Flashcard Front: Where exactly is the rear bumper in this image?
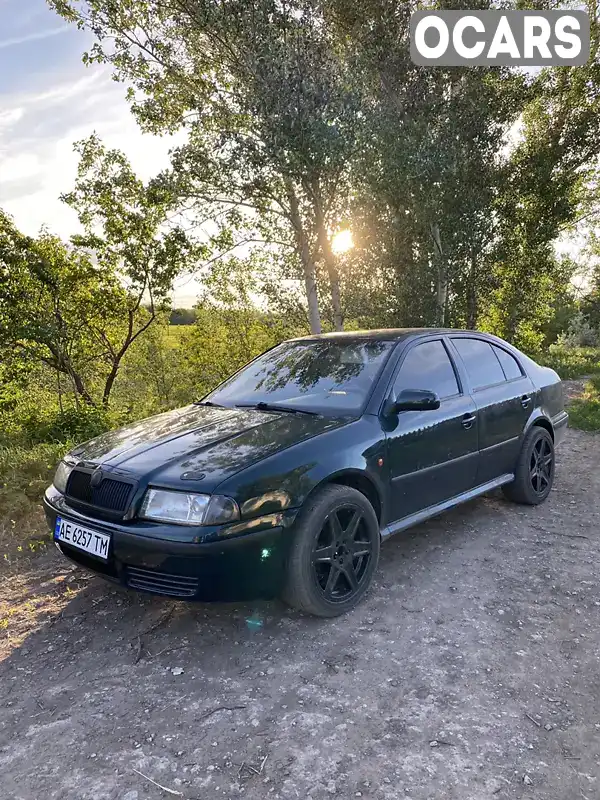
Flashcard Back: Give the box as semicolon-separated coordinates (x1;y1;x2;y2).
43;490;293;602
552;410;569;446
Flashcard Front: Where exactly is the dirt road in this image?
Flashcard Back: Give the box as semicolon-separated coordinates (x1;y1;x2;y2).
1;427;599;800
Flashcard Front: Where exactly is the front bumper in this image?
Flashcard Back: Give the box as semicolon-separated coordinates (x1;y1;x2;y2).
44;489;295;602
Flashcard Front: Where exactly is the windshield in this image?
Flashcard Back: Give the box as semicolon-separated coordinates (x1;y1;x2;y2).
205;339;395;414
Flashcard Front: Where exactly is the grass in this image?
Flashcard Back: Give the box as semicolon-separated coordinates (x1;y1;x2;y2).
535;347;600;432
568;374;600;432
538;345;600;379
165;324;191;348
0;440;71;565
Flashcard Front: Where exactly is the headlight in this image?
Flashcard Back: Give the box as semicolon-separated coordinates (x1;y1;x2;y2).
139;488;240;526
53;461;74;494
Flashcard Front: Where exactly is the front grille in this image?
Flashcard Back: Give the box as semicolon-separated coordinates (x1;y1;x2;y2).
126;566;199;599
66;469;133;515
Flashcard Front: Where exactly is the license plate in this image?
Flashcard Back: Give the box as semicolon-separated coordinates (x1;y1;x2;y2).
54;516;110;561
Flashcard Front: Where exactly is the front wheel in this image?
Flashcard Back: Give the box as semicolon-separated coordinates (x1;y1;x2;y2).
281;484;380;617
502;426;555;505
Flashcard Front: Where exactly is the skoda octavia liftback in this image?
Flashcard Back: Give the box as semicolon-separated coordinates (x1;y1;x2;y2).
44;329;567;617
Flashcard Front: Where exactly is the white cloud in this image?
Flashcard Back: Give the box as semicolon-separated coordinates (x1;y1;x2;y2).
0;107;24;129
0;60;198;302
0;67;183;238
0;152;40;182
0;25;69;50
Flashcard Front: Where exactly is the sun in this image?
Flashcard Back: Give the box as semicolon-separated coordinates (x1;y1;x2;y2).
331;229;354;254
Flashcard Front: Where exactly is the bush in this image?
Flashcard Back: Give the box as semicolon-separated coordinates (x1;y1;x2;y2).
557;312;600;348
17;405;115;445
0;439;71;559
538;345;600;379
568;375;600;432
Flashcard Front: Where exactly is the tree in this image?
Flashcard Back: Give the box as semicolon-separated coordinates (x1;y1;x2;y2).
0;135;196;409
324;0;527;330
62;134;196;404
482;13;600;351
49;0;600;346
170;308;196;325
0;210;131;406
51;0;363;333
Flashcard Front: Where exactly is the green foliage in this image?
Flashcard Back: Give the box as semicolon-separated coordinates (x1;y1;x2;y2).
63;134;196;310
63;135;198;405
0;439;71;553
0;135;198;412
112;317;198;415
186;257;306;394
568;375;600;432
0;209;132;406
557;313;599;349
538;346;600;380
16;406;115;445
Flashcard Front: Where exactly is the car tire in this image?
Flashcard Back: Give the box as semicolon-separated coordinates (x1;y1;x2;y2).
281;484;381;618
502;426;555;505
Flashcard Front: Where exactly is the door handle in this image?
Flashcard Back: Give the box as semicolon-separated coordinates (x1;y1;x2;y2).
462;413;476;429
521;395;531;409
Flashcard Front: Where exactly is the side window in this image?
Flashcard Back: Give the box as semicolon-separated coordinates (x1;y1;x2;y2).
452;338;505;390
394;340;459;400
493;345;523;381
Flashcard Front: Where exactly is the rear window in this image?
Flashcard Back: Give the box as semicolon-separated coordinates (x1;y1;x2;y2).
452;338;505;391
493;345;523;381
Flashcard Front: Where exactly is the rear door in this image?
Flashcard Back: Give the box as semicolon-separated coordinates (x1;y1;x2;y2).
448;336;534;484
384;338;479;523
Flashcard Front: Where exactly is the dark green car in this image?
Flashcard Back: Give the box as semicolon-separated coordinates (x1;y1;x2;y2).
44;328;567;617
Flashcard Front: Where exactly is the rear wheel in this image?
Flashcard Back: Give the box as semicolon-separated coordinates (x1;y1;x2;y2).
502;426;555;505
282;484;380;617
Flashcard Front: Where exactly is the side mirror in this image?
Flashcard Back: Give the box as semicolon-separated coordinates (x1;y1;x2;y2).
389;389;441;414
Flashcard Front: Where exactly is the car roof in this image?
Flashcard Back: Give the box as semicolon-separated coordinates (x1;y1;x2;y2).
290;327;477;343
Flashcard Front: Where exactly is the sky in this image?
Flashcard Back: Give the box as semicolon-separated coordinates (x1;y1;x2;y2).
0;0;198;305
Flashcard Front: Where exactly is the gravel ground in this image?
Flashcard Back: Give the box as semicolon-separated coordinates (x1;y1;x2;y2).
1;426;599;800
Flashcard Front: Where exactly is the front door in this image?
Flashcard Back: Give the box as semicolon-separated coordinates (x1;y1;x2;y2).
384;339;479;524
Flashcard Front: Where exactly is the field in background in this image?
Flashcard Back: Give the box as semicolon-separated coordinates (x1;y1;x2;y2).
164;323;190;346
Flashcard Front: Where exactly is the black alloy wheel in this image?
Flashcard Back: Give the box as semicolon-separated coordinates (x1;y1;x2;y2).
503;426;555;505
282;484;380;617
530;436;553;496
311;505;373;602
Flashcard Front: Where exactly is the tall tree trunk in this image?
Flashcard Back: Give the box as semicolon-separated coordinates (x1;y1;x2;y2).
69;369;96;407
303;260;321;336
466;247;478;329
312;191;344;331
285;180;322;334
317;227;344;331
430;223;446;326
50;345;95;407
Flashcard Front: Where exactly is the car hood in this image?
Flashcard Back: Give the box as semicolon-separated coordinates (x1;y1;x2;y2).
69;404;349;492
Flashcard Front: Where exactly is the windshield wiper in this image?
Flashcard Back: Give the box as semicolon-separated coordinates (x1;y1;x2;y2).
235;402;319;416
194;400;229;408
